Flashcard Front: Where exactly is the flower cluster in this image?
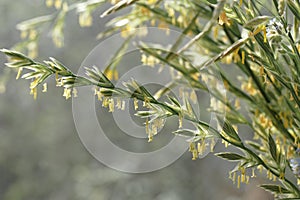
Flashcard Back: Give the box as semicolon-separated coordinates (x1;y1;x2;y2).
2;0;300;198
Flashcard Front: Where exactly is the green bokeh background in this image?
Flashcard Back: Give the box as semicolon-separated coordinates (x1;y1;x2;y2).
0;1;273;199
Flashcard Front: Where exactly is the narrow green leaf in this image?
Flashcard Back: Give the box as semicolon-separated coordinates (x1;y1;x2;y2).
183;96;198;120
21;71;42;79
215;152;245;161
168;96;181;108
153;82;174;100
246;141;267;152
203;38;248;67
244;16;271;29
138;84;156;101
173;129;196;137
268;134;278;163
4;61;28;68
287;0;300;20
101;0;138;17
135;110;156;118
49;57;70;72
1;49;34;63
218;117;242;145
260;184;290;194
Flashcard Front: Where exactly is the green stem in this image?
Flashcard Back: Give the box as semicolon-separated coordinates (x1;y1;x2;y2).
243;146;300;197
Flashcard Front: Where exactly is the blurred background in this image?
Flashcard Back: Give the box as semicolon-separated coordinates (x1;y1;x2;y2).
0;1;274;199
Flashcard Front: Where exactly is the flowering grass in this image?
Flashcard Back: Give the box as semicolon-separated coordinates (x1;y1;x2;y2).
1;0;300;198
